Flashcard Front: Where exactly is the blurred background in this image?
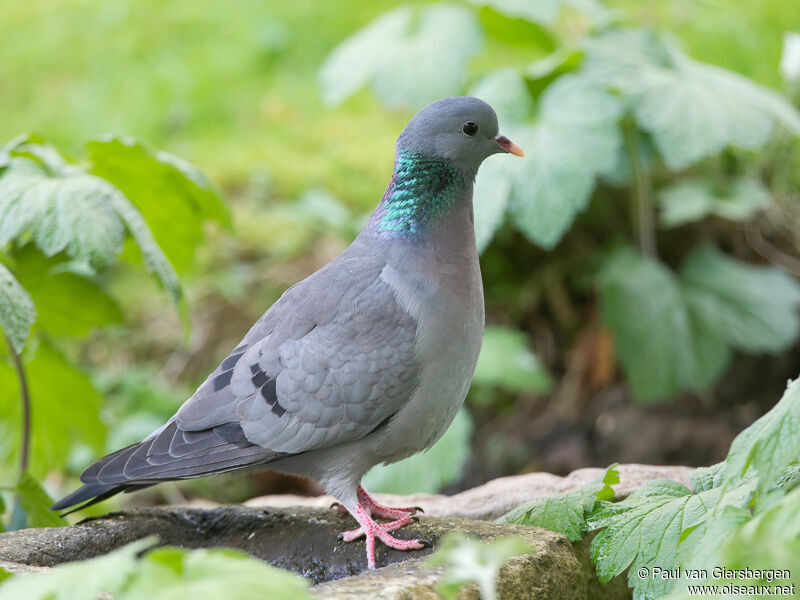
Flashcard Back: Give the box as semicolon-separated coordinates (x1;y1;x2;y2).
1;0;799;519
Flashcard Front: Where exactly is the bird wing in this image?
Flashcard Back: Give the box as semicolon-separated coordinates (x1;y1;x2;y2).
175;247;419;455
55;244;420;510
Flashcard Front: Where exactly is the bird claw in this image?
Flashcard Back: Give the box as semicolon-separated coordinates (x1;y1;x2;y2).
330;501;348;515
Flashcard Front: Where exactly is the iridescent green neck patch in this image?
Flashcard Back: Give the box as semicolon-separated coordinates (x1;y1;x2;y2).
377;151;463;239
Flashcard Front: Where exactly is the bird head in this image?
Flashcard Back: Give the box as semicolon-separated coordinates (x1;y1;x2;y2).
396;96;524;175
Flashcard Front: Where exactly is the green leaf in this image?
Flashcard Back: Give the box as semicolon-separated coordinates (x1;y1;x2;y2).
473;158;513;252
0;138;126;271
361;408;472;494
428;533;532;600
598;247;729;402
669;492;800;598
472;326;553;393
658;177;771;227
771;463;800;493
501;464;619;542
466;0;611;26
600;244;800;401
12;248;123;338
0;539;312;600
319;4;483;109
120;546;311;600
86;136;230;274
0;263;35;354
472;71;623;249
13;472;65;529
720;377;800;494
472;69;529;251
583;28;800;169
105;189;185;315
680;244;800;354
688;463;723;494
0;537;156;600
0;340;105;480
586;479;754;599
0;135;189;314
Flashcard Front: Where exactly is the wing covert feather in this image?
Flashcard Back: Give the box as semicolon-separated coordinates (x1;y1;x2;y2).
176;248;419;455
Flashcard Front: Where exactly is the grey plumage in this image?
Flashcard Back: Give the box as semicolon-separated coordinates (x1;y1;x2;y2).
53;97;523;567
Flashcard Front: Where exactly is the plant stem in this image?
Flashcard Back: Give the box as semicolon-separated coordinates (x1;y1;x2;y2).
624;121;657;258
5;335;31;480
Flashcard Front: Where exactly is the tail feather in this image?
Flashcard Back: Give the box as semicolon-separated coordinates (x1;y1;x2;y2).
52;420;280;513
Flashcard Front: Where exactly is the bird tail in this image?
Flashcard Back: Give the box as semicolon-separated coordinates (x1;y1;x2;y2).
52;420;278;515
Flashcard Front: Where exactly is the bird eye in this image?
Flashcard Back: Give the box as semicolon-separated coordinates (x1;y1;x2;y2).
462;121;479;136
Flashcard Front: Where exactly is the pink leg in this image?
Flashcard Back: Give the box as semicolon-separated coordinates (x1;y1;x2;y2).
343;503;429;569
357;485;424;519
338;514;418;542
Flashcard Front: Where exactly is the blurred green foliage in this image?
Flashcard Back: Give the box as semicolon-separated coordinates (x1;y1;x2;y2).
0;537;312;600
427;532;533;600
0;134;226;528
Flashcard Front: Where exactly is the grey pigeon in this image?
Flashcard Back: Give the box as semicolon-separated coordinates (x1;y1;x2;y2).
53;96;524;569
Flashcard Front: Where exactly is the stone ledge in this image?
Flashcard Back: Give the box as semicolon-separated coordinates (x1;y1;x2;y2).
244;463;693;521
0;507;629;599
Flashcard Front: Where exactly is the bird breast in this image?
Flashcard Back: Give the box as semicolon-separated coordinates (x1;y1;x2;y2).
372;217;485;463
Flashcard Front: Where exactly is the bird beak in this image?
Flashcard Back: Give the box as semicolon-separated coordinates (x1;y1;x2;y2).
494;135;525;157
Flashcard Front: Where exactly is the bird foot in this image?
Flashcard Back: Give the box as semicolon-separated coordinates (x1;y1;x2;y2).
344;503;430;569
337;514;418;542
357;485;424;520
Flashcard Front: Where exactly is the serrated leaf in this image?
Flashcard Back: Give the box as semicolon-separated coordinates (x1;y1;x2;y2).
472;326;553;393
501;465;618;541
0;263;35;354
0;340;105;480
586;479;754;599
12;472;65;529
428;533;532;600
13;248;122;338
86;136;230;274
362;408;472;494
720;377;800;494
598;247;730;402
602;244;800;401
472;71;623;249
0;537;156;600
0;136;189;315
466;0;610;26
503;489;593;541
658;177;772;227
583;28;800;169
680;244;800;353
688;463;723;494
771;463;800;493
0;140;126;271
669;491;800;599
319;4;482;109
